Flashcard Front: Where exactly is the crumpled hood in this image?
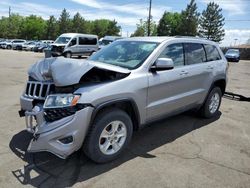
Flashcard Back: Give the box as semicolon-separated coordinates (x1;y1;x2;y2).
28;57;130;86
51;43;66;47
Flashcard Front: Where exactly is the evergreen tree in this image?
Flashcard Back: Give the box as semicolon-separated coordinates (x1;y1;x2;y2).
7;14;24;39
46;15;58;40
131;19;157;37
157;12;181;36
106;20;121;36
199;2;225;42
177;0;199;36
58;9;71;34
72;12;86;33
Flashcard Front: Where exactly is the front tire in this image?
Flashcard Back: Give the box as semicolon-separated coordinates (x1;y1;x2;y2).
64;52;72;58
83;108;133;163
199;87;222;118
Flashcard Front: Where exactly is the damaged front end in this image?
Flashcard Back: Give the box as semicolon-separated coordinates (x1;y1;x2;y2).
19;57;130;158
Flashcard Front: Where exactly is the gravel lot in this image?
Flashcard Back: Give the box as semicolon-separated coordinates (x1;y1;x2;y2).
0;50;250;188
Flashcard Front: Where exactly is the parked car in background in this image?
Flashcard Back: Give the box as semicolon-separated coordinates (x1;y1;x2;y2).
12;39;26;50
0;39;8;48
1;40;13;49
19;37;228;163
225;49;240;62
22;41;37;51
99;36;123;49
51;33;99;58
42;40;54;44
38;43;51;52
33;42;43;52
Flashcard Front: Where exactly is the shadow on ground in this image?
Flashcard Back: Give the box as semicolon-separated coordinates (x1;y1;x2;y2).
9;112;221;187
223;92;250;102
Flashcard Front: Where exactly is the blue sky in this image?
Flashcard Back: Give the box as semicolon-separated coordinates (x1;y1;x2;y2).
1;0;250;46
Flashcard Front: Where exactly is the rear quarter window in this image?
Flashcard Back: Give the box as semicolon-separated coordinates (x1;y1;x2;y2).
79;37;97;45
204;44;221;61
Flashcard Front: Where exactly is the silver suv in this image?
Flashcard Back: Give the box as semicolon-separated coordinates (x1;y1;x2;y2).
19;37;228;163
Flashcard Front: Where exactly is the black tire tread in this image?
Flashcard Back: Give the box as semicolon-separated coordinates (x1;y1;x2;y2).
83;108;133;163
200;87;222;118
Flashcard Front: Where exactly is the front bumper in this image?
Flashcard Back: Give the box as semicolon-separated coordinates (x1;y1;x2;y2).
51;52;62;57
225;56;240;62
20;95;94;159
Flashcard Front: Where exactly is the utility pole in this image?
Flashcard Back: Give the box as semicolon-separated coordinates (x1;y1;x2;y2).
234;38;238;46
8;6;11;39
147;0;152;36
9;6;11;18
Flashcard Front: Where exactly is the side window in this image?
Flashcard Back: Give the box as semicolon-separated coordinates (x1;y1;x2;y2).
159;43;184;67
69;38;77;46
204;44;221;61
79;37;86;45
184;43;206;65
79;37;97;45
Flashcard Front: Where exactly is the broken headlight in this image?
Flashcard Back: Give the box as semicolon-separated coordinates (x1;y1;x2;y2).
44;94;80;109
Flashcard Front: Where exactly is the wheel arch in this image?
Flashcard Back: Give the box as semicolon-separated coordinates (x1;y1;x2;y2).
90;98;141;131
213;79;226;95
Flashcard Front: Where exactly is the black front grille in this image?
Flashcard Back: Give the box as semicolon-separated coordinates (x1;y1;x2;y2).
44;104;88;122
51;45;64;53
25;81;54;99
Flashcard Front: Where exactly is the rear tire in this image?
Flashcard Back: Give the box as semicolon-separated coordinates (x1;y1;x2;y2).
83;108;133;163
199;87;222;118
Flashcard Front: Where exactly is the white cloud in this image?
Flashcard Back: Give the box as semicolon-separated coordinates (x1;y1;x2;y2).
0;1;60;19
200;0;247;16
71;0;171;19
221;29;250;47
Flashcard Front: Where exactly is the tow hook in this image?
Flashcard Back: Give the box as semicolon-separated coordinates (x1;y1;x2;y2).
33;134;40;141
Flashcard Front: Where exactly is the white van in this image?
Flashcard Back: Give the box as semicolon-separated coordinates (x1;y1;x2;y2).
99;36;123;49
51;33;99;58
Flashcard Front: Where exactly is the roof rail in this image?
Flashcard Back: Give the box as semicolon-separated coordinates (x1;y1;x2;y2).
174;36;208;40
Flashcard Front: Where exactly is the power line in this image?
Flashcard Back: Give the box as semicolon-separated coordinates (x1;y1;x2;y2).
225;20;250;22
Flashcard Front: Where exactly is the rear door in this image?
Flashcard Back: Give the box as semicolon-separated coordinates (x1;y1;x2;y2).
203;44;225;88
181;42;213;105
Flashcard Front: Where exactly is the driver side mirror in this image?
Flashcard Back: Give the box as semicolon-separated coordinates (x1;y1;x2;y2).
151;58;174;72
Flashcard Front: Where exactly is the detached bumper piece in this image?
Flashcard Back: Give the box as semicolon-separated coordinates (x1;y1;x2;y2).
25;105;44;133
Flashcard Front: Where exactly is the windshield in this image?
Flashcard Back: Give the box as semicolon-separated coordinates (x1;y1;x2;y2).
55;37;71;44
89;40;159;69
226;49;239;54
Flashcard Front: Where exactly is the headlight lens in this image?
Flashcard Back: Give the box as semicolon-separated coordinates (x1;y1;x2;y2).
44;94;80;108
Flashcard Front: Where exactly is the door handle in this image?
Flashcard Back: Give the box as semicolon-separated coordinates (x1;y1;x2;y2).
207;65;214;70
180;70;189;75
